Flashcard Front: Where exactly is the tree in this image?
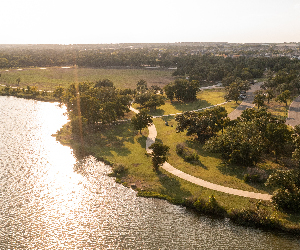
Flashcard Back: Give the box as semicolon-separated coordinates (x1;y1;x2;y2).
148;142;170;171
144;94;165;110
136;79;148;93
131;109;153;134
204;121;264;166
275;90;291;106
266;169;300;213
225;81;243;103
164;79;200;102
134;92;165;110
16;77;21;85
175;106;228;142
265;88;274;104
253;90;266;109
264;122;292;161
53;85;65;101
291;77;300;93
95;79;114;88
292;125;300;166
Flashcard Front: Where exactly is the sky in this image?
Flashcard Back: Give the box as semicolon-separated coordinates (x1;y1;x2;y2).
1;0;300;44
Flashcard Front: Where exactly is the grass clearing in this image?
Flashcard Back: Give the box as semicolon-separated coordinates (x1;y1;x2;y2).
265;100;291;118
133;88;238;117
0;67;175;90
153;117;274;194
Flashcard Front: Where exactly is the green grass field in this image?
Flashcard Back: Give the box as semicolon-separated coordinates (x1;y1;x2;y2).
0;67;175;90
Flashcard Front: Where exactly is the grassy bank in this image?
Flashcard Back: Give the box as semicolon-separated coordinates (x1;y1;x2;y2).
54;88;300;234
55;117;300;234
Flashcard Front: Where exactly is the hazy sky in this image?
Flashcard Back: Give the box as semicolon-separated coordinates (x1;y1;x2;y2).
1;0;300;44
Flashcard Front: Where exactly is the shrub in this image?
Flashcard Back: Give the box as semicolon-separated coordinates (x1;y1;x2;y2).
228;205;281;229
243;167;269;183
266;169;300;213
176;143;199;163
193;195;227;217
112;163;127;175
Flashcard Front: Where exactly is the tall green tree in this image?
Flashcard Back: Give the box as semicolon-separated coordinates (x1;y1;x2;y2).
275;90;291;106
253;90;266;109
225;80;250;103
64;82;131;125
175;106;228;142
131;109;153;134
148;142;170;171
266;169;300;213
136;79;148;93
205;121;264;166
164;79;200;102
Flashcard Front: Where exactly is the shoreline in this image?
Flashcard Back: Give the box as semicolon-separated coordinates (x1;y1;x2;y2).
54;120;300;236
1;92;299;235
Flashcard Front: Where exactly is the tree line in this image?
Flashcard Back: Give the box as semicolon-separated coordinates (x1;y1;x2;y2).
175;106;300;213
1;46;300;86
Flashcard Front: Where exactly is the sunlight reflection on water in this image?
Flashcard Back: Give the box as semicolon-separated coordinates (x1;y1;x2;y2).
0;96;299;249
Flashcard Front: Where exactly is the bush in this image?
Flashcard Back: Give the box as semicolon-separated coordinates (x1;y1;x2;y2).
271;188;300;213
112;163;127;175
228;205;281;229
243;167;269;183
193;195;227;217
266;169;300;213
176;143;199;163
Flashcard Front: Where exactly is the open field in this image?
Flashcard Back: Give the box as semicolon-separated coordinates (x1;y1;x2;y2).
0;67;175;90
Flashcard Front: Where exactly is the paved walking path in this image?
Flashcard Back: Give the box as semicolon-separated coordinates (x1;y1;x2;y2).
129;103;272;201
161;162;271;200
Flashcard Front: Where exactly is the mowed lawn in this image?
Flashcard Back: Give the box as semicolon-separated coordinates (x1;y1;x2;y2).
0;67;175;90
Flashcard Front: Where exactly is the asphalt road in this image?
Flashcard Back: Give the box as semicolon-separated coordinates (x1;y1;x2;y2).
286;95;300;127
228;82;263;120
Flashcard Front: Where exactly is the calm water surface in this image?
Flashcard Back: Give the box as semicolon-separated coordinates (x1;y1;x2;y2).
0;96;299;249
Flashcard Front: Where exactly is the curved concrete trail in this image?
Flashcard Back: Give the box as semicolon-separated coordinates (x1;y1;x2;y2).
162;162;271;200
130;105;272;201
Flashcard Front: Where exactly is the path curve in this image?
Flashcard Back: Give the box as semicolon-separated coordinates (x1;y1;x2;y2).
161;162;271;200
129;105;272;201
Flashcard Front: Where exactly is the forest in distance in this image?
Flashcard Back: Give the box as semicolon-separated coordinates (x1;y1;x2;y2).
1;43;300;234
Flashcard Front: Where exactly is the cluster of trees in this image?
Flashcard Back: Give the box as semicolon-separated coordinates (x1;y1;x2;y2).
224;79;251;103
62;81;132;133
133;79;165;110
175;106;229;142
164;79;200;102
253;68;300;108
205;108;291;165
0;84;56;101
175;106;300;212
173;55;300;84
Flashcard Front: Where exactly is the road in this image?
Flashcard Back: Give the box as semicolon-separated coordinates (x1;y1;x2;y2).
228;82;262;120
286;96;300;127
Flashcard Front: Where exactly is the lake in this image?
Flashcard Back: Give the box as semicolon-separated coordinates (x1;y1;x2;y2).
0;96;299;249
